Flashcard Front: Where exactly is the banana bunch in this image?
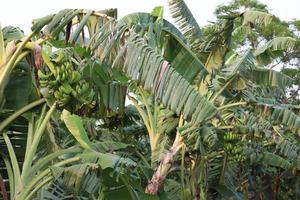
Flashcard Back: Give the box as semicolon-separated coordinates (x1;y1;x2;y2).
224;132;240;142
72;80;95;110
38;70;57;89
38;60;95;113
223;132;246;162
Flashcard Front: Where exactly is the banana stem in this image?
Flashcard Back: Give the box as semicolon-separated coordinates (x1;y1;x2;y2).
145;135;184;195
0;98;46;132
145;115;185;195
218;102;247;110
0;32;36;96
16;157;80;200
210;76;235;103
219;125;234;130
21;103;57;183
24;176;53;200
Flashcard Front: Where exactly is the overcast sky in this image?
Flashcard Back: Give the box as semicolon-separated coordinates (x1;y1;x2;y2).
0;0;299;33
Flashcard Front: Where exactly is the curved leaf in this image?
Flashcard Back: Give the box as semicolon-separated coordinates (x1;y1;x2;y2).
271;107;300;131
113;35;217;124
255;37;296;55
168;0;203;53
245;69;293;92
250;152;291;169
120;12;207;83
255;37;296;65
62;109;92;149
242;10;273;26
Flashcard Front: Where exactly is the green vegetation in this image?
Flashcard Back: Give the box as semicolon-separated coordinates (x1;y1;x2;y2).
0;0;299;199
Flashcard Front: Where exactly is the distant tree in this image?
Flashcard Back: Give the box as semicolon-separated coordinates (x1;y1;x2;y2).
213;0;300;104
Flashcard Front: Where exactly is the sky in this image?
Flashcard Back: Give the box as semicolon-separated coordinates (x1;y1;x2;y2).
0;0;300;33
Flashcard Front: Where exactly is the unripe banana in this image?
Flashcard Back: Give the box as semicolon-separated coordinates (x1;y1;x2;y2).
38;70;52;79
65;62;72;70
80;83;89;94
73;72;81;83
39;79;49;86
38;54;96;114
75;84;82;95
61;64;66;72
56;72;62;82
53;68;59;78
54;90;63;100
61;71;65;81
58;86;70;95
47;80;57;88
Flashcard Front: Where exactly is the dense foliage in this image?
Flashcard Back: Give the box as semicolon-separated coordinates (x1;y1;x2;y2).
0;0;299;199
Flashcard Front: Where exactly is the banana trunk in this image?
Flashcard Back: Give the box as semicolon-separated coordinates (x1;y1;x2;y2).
145;136;184;195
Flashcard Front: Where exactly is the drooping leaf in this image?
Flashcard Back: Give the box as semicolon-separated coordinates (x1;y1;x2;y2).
49;164;100;195
50;10;81;37
1;26;24;45
62;109;93;149
271;107;300;131
276;137;299;160
242;10;273;26
78;151;136;169
70;10;93;43
214;184;243;200
254;37;296;65
168;0;203;53
222;50;256;77
44;9;73;36
202;19;234;74
245;68;293;92
4;68;33;109
92;141;131;152
31;14;55;32
250;152;291;169
119;12;208;83
113;35;217;124
255;37;296;56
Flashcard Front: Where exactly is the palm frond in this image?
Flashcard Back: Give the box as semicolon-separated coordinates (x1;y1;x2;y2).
271;107;300;132
203;19;235;74
255;37;296;55
86;16;217;124
255;37;296;65
114;35;217;124
250;152;291;169
222;50;256;77
214;51;293;92
119;12;208;83
242;10;273;27
244;69;293;92
276;137;299;160
168;0;203;53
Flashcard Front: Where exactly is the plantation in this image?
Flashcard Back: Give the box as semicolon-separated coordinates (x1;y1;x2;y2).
0;0;299;199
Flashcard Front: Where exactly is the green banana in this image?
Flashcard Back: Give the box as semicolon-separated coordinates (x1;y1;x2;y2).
38;52;96;113
38;70;52;79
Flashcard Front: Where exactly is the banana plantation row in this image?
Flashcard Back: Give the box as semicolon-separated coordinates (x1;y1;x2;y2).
0;0;299;199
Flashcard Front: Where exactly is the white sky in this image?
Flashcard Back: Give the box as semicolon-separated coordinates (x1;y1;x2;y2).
0;0;299;33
